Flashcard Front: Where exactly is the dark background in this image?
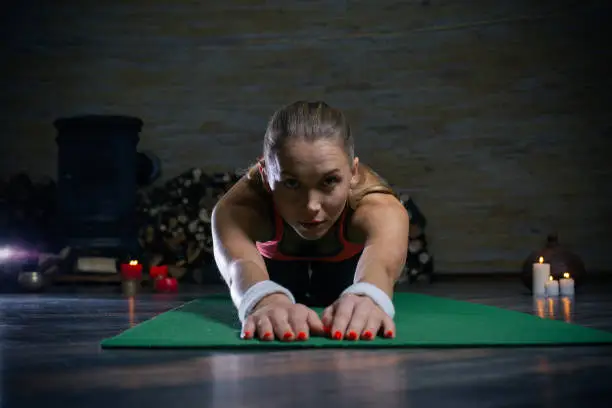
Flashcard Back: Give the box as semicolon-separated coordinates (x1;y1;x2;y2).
1;0;610;273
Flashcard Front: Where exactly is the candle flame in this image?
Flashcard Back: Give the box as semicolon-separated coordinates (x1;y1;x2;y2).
538;256;544;264
129;260;138;265
548;275;553;281
563;272;570;279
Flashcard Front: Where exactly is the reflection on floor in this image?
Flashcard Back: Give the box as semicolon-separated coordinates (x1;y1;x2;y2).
2;275;612;408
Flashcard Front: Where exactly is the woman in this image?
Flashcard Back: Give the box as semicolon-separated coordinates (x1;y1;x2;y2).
211;101;409;342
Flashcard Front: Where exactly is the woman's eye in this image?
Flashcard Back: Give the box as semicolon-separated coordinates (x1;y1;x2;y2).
323;176;340;187
282;179;300;189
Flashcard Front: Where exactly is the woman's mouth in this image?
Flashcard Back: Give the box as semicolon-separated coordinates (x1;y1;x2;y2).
299;220;325;229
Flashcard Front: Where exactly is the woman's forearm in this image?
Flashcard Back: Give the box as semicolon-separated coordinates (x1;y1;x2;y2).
224;259;270;307
220;257;295;322
211;203;274;309
350;196;410;300
354;250;400;298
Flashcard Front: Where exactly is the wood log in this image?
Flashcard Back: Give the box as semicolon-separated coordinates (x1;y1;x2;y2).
133;168;240;277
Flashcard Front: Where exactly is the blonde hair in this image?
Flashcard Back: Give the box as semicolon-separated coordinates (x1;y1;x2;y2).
263;101;355;164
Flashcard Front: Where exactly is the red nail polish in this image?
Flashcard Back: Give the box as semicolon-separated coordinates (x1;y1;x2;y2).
243;331;251;338
323;325;331;333
264;332;273;339
385;330;394;338
333;331;343;340
283;331;294;340
297;331;307;340
348;331;358;340
363;331;373;340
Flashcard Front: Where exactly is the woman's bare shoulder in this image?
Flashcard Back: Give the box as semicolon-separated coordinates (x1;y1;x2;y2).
346;191;408;243
348;163;397;209
345;163;403;242
219;166;269;207
215;166;274;241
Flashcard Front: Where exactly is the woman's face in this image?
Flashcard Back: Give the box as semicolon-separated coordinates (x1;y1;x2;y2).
265;138;358;240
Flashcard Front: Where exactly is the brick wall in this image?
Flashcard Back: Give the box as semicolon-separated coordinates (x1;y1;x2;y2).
1;0;611;272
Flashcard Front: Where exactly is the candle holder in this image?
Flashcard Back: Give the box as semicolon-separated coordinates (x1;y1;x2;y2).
521;233;586;292
121;279;140;297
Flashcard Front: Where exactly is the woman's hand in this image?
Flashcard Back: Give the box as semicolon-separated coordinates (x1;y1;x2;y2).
241;293;326;341
321;293;395;340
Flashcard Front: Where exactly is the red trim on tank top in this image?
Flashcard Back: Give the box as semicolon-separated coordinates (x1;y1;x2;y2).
255;206;364;262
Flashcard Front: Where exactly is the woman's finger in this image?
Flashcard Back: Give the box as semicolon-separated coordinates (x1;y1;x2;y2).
269;307;295;341
344;298;372;340
321;304;336;336
288;305;311;341
241;316;256;340
361;312;383;340
306;308;326;337
330;295;357;340
379;313;396;339
255;316;275;341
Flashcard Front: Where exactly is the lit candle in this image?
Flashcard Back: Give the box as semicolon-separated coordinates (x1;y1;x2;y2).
559;272;575;296
120;259;143;280
150;265;169;280
545;275;559;297
532;256;550;296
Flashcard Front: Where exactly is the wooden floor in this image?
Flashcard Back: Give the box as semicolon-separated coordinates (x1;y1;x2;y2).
2;275;612;408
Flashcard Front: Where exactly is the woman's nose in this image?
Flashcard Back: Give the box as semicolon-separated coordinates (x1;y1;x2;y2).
305;190;322;214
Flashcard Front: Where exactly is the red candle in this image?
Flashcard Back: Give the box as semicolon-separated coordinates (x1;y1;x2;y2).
154;277;178;292
149;265;169;280
120;260;143;280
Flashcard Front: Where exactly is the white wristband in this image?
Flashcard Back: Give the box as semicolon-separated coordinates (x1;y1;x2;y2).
341;282;395;319
237;280;296;323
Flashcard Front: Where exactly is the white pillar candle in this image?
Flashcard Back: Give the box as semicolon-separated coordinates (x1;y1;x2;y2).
545;276;560;297
559;272;575;296
532;256;551;296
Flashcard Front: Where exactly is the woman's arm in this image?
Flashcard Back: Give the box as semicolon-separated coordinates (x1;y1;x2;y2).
211;202;270;304
321;193;409;339
211;178;294;321
211;180;325;338
351;193;410;298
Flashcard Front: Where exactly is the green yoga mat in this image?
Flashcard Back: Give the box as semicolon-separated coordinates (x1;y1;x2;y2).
100;293;612;350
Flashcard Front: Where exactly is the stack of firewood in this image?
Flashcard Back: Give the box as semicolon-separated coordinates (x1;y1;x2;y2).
135;168;243;278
